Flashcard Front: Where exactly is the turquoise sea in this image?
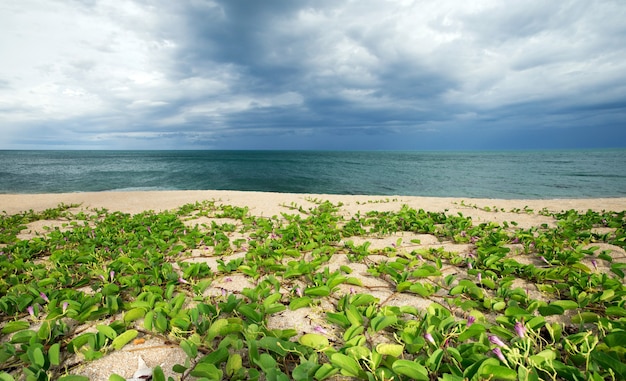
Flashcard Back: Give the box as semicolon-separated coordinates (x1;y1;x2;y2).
1;150;625;198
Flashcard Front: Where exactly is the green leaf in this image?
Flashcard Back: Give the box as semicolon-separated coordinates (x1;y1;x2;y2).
305;285;331;297
96;324;118;340
376;343;404;357
606;306;626;317
571;312;598;324
30;346;45;367
604;331;626;348
330;353;362;377
180;339;197;359
49;343;61;366
591;351;626;379
1;321;30;334
299;333;330;350
152;365;166;381
370;315;397;332
0;372;15;381
108;375;126;381
314;363;338;381
225;353;243;377
124;307;146;323
391;359;429;381
538;304;564;316
111;329;138;350
289;297;312;310
190;362;223;380
480;364;517;380
550;300;578;310
426;348;444;371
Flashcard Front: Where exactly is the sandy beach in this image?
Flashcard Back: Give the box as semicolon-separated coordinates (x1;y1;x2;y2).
3;190;626;218
2;191;626;380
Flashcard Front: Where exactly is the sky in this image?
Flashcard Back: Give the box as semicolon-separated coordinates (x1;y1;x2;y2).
1;0;625;150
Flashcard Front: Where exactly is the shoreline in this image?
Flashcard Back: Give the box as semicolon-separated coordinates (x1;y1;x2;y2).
2;190;626;217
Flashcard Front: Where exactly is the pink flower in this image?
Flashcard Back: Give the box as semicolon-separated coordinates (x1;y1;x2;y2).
109;271;115;281
488;335;506;348
477;272;482;284
295;287;303;298
314;326;328;334
467;261;473;270
178;277;189;284
492;347;506;363
514;321;526;339
27;305;35;317
424;332;436;345
40;292;49;303
467;315;476;327
62;302;69;314
540;256;550;266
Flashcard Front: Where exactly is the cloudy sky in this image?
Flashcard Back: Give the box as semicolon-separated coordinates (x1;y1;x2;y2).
1;0;625;150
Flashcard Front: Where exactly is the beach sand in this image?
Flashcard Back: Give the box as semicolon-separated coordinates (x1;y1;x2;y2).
2;191;626;380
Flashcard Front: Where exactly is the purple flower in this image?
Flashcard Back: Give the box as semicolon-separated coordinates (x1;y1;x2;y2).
540;256;550;266
27;305;35;317
460;231;467;237
62;302;69;314
514;321;526;339
109;270;115;281
424;332;436;345
477;272;482;284
349;287;356;295
40;292;49;303
510;237;519;244
178;277;189;284
147;226;151;234
467;261;473;270
467;315;476;327
314;326;328;334
417;254;424;261
488;335;506;348
295;287;303;298
492;347;506;363
470;236;479;243
591;259;598;271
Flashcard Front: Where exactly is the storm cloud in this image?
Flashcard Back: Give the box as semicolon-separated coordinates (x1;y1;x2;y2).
1;0;625;149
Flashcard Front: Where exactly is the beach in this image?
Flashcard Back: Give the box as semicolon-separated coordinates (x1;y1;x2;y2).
4;190;626;217
2;191;626;380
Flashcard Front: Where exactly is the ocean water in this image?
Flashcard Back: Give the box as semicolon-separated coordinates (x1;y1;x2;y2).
1;150;625;198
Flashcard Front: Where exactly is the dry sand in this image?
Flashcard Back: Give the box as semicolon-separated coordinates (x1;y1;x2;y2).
2;191;626;380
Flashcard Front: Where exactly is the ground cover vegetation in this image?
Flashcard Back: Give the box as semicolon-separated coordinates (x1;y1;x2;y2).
0;199;625;381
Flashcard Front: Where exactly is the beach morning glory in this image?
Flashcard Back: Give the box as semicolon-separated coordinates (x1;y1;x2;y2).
488;334;507;348
424;332;436;345
514;321;526;339
493;347;507;363
467;315;476;327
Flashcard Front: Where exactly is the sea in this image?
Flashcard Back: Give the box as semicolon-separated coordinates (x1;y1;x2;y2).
1;150;625;199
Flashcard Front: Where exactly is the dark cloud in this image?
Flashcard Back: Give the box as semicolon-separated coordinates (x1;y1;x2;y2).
1;0;625;149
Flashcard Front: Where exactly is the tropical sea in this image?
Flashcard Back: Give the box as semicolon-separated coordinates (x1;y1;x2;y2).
1;150;625;199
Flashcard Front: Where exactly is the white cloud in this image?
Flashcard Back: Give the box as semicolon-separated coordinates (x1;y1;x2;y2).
1;0;625;149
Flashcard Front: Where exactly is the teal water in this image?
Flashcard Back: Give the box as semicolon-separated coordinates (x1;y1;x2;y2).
1;150;625;198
